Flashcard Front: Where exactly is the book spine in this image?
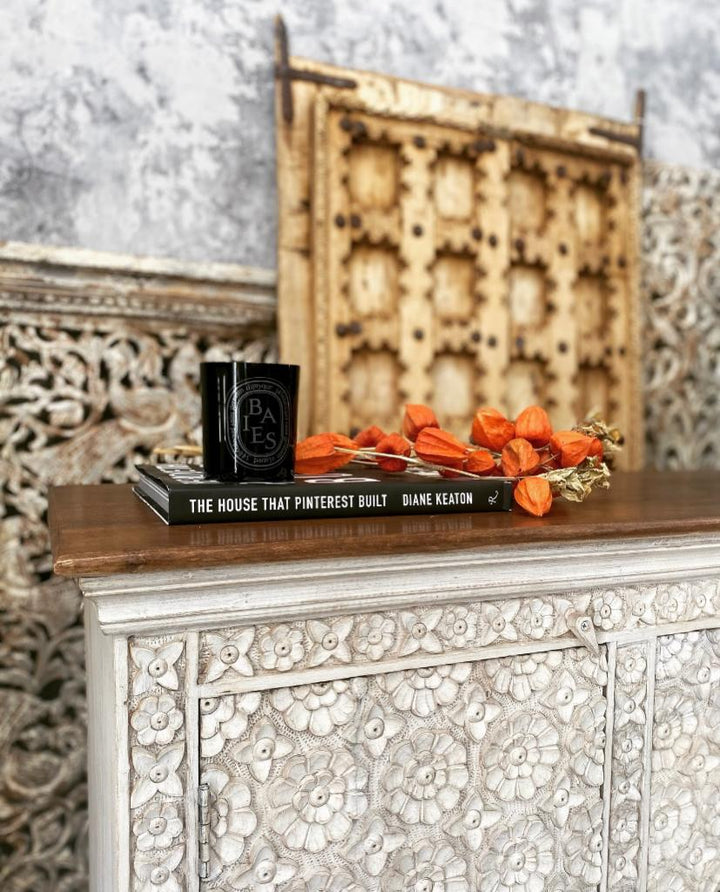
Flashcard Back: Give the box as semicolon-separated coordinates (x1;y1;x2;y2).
164;479;512;524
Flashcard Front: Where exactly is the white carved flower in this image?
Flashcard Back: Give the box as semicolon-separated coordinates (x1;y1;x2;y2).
347;816;405;876
131;742;184;808
269;748;367;852
652;689;698;770
378;664;471;717
131;641;183;695
702;785;720;836
614;724;644;770
610;800;639;847
439;605;478;647
230;838;296;891
484;817;554;892
690;580;716;616
617;649;647;685
568;700;606;786
258;624;305;672
656;583;689;622
447;682;501;742
131;694;183;746
271;679;360;736
485;713;559;801
398;609;443;656
486;650;562;702
384;730;468;825
656;631;699;680
477;600;520;645
133;802;183;851
448;792;501;851
682;649;720;697
385;841;469;892
232;719;294;782
203;628;254;683
678;830;717;876
614;687;645;729
352;614;396;661
539;771;585;829
203;767;256;876
200;693;261;758
568;647;608;686
679;738;720;788
307;616;354;667
288;866;364;892
540;668;592;722
564;799;604;885
628;590;656;626
517;598;554;639
133;845;183;892
591;589;624;630
341;697;404;757
649;783;697;862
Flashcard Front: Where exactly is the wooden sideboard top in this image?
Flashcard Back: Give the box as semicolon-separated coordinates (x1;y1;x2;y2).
49;471;720;578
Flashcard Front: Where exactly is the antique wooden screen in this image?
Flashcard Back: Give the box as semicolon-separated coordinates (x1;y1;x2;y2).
276;43;644;468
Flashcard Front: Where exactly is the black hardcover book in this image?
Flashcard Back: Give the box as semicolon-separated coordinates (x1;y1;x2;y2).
133;463;513;525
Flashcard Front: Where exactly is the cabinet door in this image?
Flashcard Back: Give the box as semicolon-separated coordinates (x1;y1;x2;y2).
199;645;608;890
648;629;720;891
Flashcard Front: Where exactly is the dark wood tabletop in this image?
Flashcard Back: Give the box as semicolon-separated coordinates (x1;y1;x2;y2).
49;471;720;578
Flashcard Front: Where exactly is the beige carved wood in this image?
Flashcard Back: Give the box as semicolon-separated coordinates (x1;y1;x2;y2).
276;55;644;468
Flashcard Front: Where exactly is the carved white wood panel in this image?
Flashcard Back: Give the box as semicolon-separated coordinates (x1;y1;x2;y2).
198;646;608;890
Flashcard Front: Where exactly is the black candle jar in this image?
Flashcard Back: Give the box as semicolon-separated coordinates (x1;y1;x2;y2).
200;362;300;482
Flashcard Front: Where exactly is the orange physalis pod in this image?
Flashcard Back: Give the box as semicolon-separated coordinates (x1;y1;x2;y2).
415;428;469;469
501;438;541;477
375;433;412;472
402;404;439;441
295;433;356;475
354;425;386;448
514;405;553;447
588;437;603;461
471;407;515;451
465;449;497;475
514;476;553;516
550;430;594;468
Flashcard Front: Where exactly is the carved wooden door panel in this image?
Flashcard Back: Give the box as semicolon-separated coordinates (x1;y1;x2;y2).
198;645;608;890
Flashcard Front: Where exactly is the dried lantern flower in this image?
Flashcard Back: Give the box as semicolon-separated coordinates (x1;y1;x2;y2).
354;425;386;448
471;407;515;451
402;404;439;441
295;433;356;475
375;433;412;472
465;449;498;475
550;430;594;468
514;476;553;516
415;428;469;469
514;405;553;447
501;438;541;477
588;437;604;461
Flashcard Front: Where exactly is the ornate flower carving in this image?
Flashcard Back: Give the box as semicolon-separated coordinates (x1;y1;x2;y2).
347;816;405;876
541;668;591;722
568;647;608;686
384;729;468;825
485;714;559;801
448;791;502;851
133;802;183;851
131;742;184;808
486;651;562;702
379;664;471;717
203;628;254;683
268;748;367;852
614;687;645;729
271;679;360;736
616;648;647;685
484;817;554;892
200;693;261;758
230;838;296;891
398;609;443;656
610;800;639;847
652;689;698;770
232;719;294;782
539;772;585;829
477;600;520;645
386;841;468;892
341;697;404;757
131;641;183;695
591;589;624;630
568;700;606;786
351;614;396;661
447;681;501;742
439;605;478;647
202;767;256;876
564;799;604;885
656;632;699;681
307;616;354;667
258;624;305;672
288;866;364;892
649;783;697;862
656;583;689;622
517;598;555;639
133;845;184;892
131;694;183;747
614;724;644;770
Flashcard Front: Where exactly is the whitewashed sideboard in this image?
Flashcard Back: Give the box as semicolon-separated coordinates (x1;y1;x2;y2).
49;473;720;892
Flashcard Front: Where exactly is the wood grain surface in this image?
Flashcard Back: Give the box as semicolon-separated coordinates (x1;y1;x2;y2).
49;472;720;578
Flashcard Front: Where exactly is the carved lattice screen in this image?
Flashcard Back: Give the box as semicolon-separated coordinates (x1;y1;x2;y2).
276;55;644;468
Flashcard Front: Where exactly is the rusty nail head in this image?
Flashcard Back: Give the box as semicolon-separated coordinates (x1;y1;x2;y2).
514;238;525;253
471;331;481;343
412;224;423;236
488;234;498;247
350;214;362;228
335;323;348;336
559;243;568;255
618;256;627;268
471;227;483;241
413;135;426;148
335;214;346;228
487;335;497;347
558;341;568;353
413;328;424;340
340;117;353;132
556;164;567;178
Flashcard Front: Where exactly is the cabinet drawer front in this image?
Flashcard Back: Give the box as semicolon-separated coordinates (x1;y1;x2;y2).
199;646;608;889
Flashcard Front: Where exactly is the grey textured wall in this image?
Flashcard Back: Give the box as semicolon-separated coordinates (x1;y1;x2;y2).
2;0;719;269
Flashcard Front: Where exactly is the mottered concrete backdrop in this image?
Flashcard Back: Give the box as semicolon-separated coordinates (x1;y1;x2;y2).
2;0;719;269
